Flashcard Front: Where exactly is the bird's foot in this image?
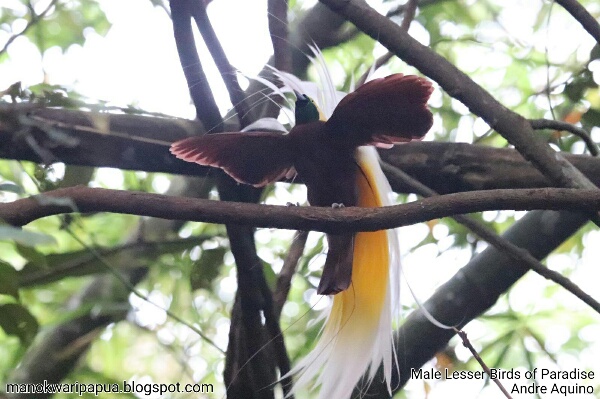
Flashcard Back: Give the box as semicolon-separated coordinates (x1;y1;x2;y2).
331;203;345;208
286;202;300;207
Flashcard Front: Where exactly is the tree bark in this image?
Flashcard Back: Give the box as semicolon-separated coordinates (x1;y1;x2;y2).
3;105;600;194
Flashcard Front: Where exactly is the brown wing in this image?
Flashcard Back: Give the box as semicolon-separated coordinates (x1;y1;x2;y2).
170;132;294;187
326;74;434;148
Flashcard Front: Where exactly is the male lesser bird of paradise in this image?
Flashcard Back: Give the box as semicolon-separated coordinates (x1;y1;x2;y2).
170;73;434;398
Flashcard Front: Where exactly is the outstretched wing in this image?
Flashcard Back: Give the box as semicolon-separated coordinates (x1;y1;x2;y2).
326;74;434;148
170;132;294;187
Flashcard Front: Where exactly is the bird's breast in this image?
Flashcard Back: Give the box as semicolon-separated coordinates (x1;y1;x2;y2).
288;125;358;207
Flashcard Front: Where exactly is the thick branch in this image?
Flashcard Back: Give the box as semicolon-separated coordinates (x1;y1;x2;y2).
379;142;600;193
5;107;600;193
179;4;287;394
319;0;597;193
2;186;599;232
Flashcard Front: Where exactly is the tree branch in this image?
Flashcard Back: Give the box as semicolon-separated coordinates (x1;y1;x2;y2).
357;0;418;86
274;231;308;317
386;0;450;18
381;162;600;315
379;142;600;194
170;0;222;130
364;209;591;397
17;236;213;287
2;185;600;232
191;1;251;127
5;175;212;399
6;107;600;194
268;0;291;72
319;0;598;194
530;118;599;156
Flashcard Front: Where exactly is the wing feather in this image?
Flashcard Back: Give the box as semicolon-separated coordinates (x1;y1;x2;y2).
326;74;434;147
170;132;293;187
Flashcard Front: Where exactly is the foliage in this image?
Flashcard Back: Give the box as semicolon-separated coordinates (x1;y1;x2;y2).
1;0;600;398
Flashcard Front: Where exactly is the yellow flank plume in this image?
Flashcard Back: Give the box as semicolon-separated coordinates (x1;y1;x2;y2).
289;147;399;399
282;47;400;399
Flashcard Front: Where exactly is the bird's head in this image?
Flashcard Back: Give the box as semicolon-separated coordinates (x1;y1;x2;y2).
294;91;324;125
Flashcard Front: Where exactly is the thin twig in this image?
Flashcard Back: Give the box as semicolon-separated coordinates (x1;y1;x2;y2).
274;231;309;318
381;161;600;315
399;0;419;31
18;235;215;287
386;0;450;18
66;229;225;354
259;276;294;397
555;0;600;45
357;0;418;86
453;328;514;399
336;0;450;50
530;118;599;156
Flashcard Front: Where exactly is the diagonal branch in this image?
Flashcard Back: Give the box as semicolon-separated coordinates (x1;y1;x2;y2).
190;1;251;127
268;0;291;72
274;231;308;317
381;161;600;314
170;0;222;130
319;0;598;194
362;208;592;397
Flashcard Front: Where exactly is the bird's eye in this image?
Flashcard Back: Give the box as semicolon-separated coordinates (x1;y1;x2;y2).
296;94;310;107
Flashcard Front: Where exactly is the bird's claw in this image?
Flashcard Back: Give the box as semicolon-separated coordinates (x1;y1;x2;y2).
331;203;345;208
286;202;300;207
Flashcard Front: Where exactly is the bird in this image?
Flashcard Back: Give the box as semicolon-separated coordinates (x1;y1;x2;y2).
171;74;433;294
170;73;434;398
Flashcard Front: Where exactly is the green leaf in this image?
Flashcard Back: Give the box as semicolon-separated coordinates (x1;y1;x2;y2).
582;107;600;128
262;259;277;289
190;247;226;291
16;243;48;269
564;70;596;103
0;303;39;346
0;226;56;247
18;236;215;287
0;260;19;299
24;0;111;52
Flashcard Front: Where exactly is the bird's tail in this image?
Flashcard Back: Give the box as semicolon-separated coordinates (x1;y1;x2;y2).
289;146;400;398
